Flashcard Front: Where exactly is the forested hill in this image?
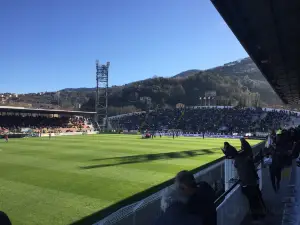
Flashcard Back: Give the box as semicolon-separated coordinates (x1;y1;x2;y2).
80;57;282;115
5;57;282;115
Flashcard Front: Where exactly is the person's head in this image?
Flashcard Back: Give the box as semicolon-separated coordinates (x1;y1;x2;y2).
174;170;197;197
240;137;245;143
160;186;187;212
290;128;295;136
223;142;238;158
224;141;231;149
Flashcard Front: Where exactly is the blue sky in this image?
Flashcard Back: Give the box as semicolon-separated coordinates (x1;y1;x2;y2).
0;0;248;93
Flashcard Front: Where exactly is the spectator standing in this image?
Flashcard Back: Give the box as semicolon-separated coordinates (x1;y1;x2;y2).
291;129;300;159
269;146;283;192
223;142;267;221
270;130;291;192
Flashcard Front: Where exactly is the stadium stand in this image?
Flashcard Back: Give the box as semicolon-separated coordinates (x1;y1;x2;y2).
0;115;94;133
0;106;96;134
109;107;298;134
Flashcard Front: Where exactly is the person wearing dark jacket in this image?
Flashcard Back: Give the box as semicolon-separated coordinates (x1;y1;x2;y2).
222;142;237;159
174;170;216;225
223;142;267;221
269;146;283;192
155;186;203;225
272;132;288;189
293;140;300;158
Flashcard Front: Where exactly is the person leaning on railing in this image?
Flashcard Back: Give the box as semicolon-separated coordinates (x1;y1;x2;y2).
222;142;267;222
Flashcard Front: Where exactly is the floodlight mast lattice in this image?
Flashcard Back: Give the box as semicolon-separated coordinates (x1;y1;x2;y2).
95;60;109;130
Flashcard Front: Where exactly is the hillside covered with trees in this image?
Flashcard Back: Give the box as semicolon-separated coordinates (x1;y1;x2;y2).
81;57;282;115
2;57;283;115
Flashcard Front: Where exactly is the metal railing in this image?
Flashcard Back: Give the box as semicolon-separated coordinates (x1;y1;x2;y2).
93;160;225;225
71;142;265;225
215;146;264;206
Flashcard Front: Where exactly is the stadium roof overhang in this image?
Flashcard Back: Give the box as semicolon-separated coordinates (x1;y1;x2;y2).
0;106;96;116
211;0;300;105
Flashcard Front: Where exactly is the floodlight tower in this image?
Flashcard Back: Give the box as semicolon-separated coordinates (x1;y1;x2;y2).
95;60;110;130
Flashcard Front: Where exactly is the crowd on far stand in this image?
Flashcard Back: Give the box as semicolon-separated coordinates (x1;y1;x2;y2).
110;107;296;134
0;115;92;134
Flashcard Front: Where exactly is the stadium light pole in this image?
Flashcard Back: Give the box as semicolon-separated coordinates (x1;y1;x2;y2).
95;60;109;131
56;91;60;108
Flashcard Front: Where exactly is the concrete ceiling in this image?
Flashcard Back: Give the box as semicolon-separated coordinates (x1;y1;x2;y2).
211;0;300;104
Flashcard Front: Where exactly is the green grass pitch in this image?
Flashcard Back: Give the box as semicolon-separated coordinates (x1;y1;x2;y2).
0;135;261;225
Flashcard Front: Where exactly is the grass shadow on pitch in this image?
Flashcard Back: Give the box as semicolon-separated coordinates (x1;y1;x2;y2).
80;148;218;169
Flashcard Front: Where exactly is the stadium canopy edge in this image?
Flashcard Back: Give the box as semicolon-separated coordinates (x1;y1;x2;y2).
211;0;300;105
0;106;96;115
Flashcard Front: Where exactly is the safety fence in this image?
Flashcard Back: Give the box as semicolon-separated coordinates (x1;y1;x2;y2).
70;142;266;225
93;160;224;225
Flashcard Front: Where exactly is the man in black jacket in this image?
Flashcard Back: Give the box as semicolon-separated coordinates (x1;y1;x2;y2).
175;170;217;225
269;146;283;192
155;187;203;225
223;142;267;221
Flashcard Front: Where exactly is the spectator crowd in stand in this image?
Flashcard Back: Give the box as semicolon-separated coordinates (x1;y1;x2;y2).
0;115;93;134
0;107;297;135
110;107;296;134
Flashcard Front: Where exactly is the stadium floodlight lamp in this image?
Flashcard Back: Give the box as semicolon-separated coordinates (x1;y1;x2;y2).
199;97;202;100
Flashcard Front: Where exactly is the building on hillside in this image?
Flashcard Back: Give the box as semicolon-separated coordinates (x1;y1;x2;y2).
0;95;6;104
199;90;217;106
140;96;151;103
